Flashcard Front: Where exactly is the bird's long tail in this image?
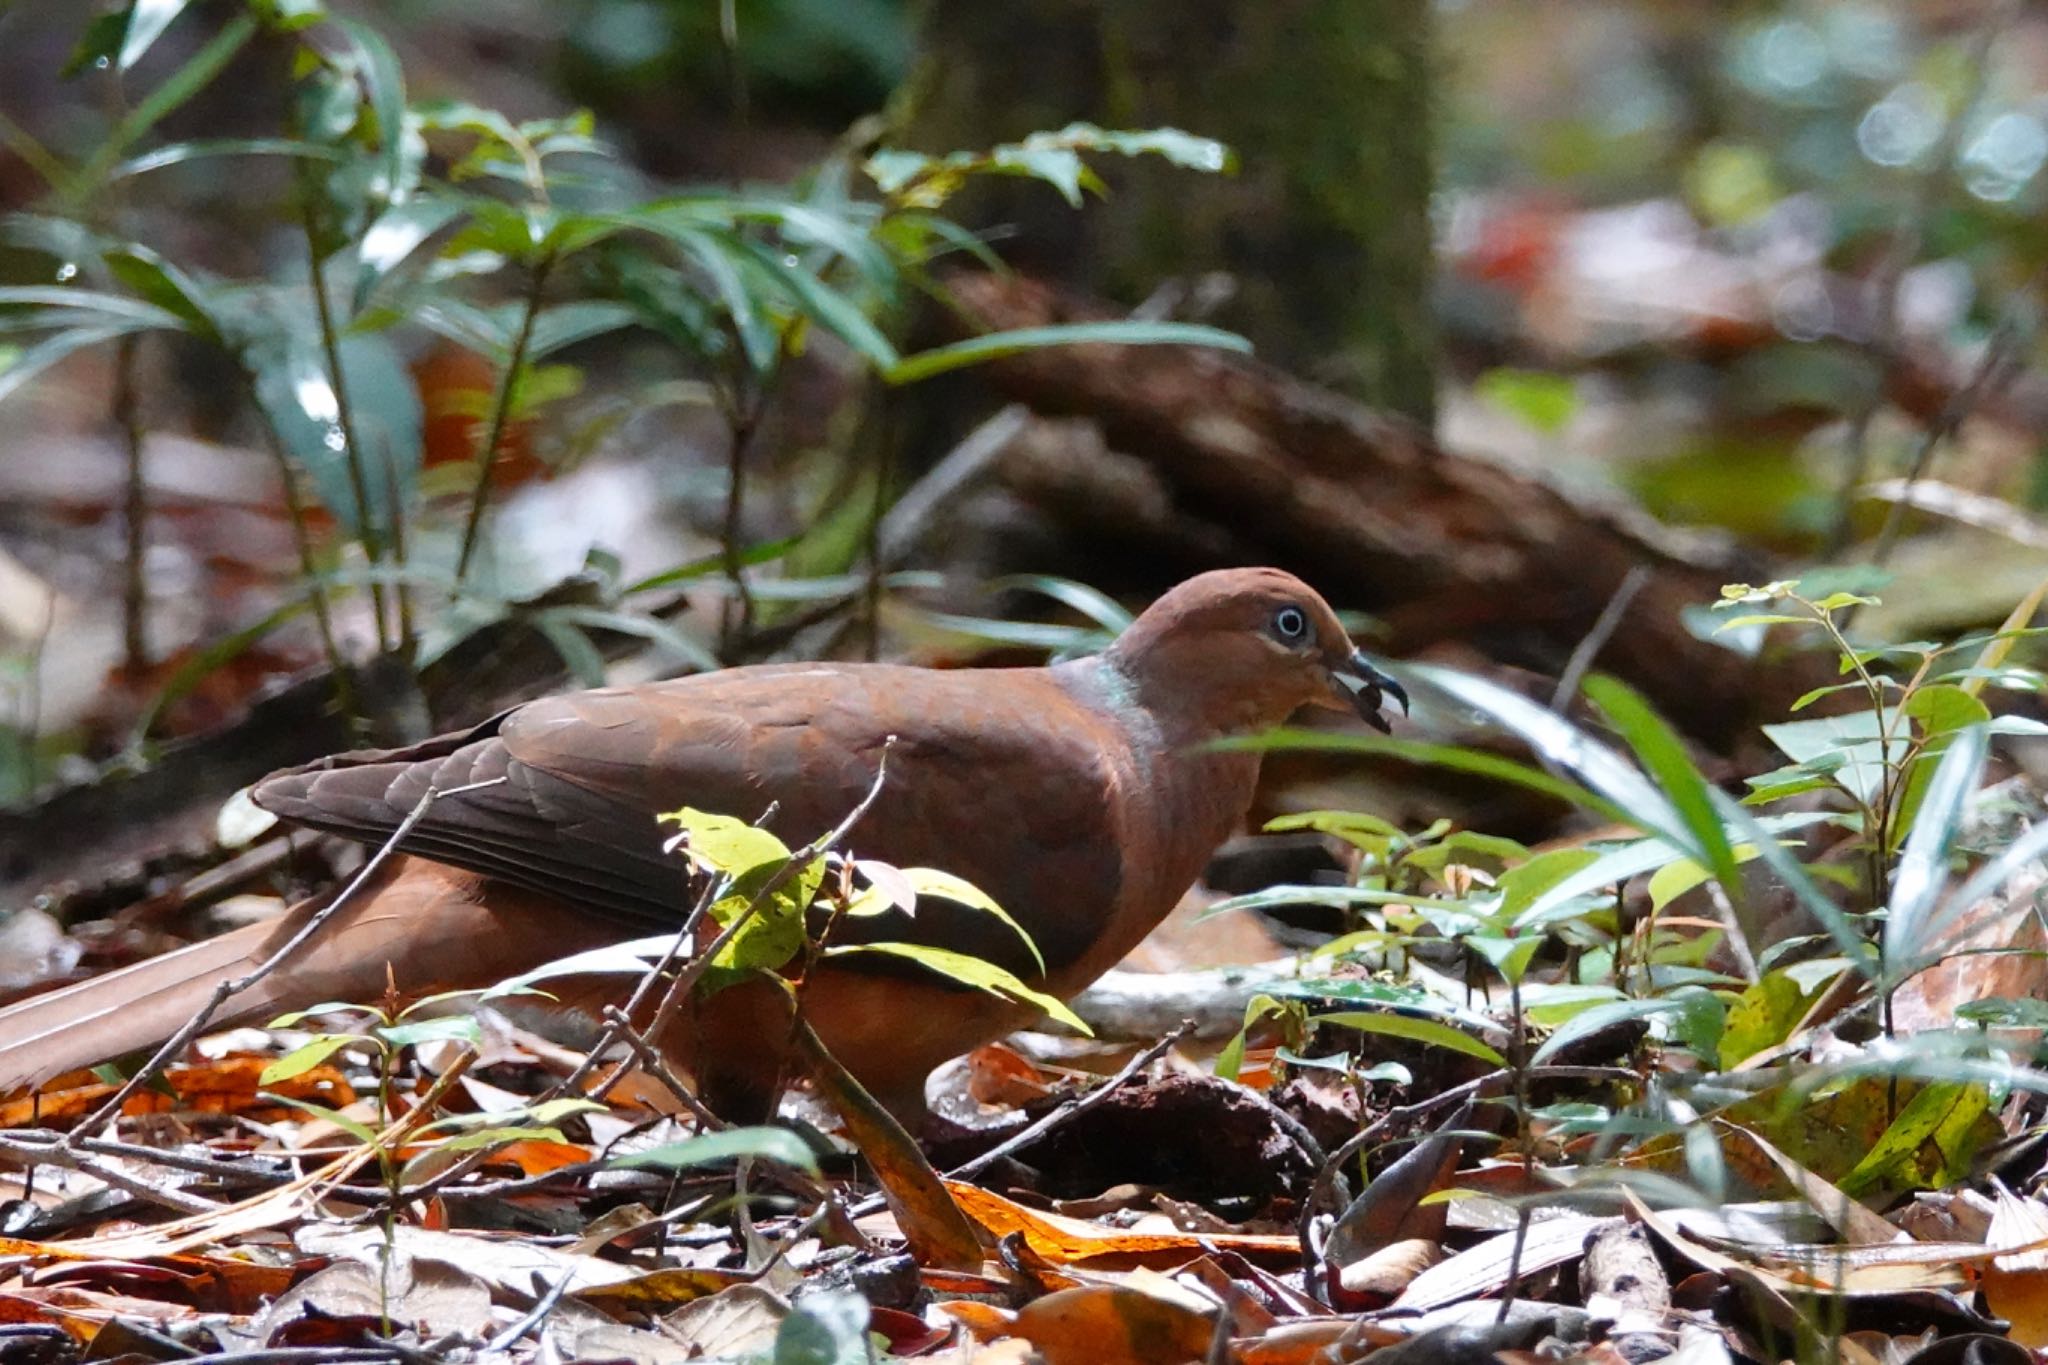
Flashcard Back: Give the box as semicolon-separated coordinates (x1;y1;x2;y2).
0;857;613;1097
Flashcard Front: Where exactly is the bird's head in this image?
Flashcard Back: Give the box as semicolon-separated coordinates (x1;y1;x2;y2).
1104;568;1408;737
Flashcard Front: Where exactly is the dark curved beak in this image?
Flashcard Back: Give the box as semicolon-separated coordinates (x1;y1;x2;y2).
1335;649;1409;733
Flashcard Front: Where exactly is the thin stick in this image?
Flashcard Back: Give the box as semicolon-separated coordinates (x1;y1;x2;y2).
115;334;149;675
948;1019;1196;1181
839;1017;1199;1221
484;1258;583;1354
67;776;507;1137
1296;1063;1639;1289
634;738;896;1054
1550;566;1649;711
0;1133;221;1216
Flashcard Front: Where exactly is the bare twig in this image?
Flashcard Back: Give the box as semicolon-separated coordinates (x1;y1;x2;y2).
485;1256;585;1354
1297;1064;1639;1286
598;1004;724;1127
633;737;897;1054
947;1019;1197;1182
114;334;148;674
67;776;507;1137
1868;286;2040;568
0;1132;222;1216
1550;566;1649;711
1826;4;2012;554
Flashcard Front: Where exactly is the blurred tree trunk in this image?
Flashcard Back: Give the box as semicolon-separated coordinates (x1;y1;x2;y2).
902;0;1438;427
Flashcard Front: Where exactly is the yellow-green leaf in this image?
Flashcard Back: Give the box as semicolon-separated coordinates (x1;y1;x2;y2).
901;867;1045;973
827;942;1090;1034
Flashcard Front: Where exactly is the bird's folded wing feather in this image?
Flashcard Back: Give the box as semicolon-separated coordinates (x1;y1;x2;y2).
254;664;1131;971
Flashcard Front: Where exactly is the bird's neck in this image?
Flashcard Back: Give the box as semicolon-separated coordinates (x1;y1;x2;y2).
1058;655;1265;929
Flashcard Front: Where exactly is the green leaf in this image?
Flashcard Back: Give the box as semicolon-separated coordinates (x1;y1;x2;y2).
661;807;793;879
1417;665;1684;840
1464;932;1543;983
72;13;258;197
1496;847;1603;922
1837;1081;1990;1197
772;1289;872;1365
119;0;198;72
1314;1010;1507;1067
350;195;463;313
898;866;1044;974
331;17;407;200
1956;997;2048;1028
1214;994;1287;1083
0;285;184;329
377;1015;483;1050
827;942;1091;1034
887;321;1250;385
260;1033;370;1085
1904;685;1993;739
539;606;718;672
1474;368;1578;435
661;807;820;974
1763;710;1894;807
730;238;898;371
1584;675;1743;906
1718;971;1816;1068
989;573;1138;633
261;1092;379;1144
1711;788;1879;979
1884;724;1988;977
0;323;151;406
614;1125;821;1175
1532;989;1723;1065
240;309;421;536
110;136;341;182
1715;614;1812;631
103;245;220;339
1266;978;1500;1035
1215;729;1634;827
1263;809;1404;850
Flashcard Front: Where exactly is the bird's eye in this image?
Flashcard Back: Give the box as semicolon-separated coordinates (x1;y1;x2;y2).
1272;606;1309;642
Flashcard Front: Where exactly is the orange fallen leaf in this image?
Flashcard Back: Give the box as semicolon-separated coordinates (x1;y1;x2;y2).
943;1181;1297;1265
946;1286;1218;1365
0;1055;353;1127
1983;1181;2048;1347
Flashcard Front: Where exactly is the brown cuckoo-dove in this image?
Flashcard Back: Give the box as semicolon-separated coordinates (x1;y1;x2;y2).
0;568;1404;1116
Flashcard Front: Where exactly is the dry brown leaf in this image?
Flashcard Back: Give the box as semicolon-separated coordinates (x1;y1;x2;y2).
0;1055;353;1127
1336;1237;1442;1302
944;1180;1297;1265
1010;1284;1218;1365
657;1282;789;1358
1982;1181;2048;1347
1392;1213;1612;1311
799;1019;984;1271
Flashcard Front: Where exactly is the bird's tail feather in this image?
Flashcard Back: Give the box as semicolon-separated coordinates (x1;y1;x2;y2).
0;857;611;1098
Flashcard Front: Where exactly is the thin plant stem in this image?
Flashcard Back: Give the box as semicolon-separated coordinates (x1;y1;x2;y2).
246;381;359;729
383;444;417;660
455;250;556;589
114;334;148;675
303;200;392;653
0;107;72;197
64;775;505;1137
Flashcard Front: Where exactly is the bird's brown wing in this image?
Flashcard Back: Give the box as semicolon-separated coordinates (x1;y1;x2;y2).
253;664;1130;972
